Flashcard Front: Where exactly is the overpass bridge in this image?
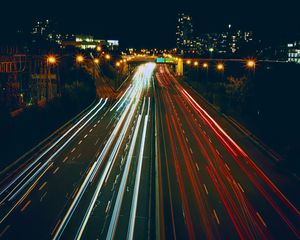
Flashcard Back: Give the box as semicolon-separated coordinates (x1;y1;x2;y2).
124;55;286;76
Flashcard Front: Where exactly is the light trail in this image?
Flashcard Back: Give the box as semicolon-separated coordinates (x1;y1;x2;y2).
75;95;142;240
7;99;108;203
127;98;150;240
106;114;143;240
54;63;155;240
0;99;104;198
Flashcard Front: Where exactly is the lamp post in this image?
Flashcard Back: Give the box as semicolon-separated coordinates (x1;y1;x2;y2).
115;61;121;88
46;55;57;101
216;63;224;81
245;59;256;84
93;58;99;79
203;62;209;79
75;54;84;86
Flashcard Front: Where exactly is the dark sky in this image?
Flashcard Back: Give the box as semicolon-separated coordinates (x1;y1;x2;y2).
1;0;299;48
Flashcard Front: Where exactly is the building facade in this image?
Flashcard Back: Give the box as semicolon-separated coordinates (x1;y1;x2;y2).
176;13;195;54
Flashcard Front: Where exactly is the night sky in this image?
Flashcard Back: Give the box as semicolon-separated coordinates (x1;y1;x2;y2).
1;0;299;48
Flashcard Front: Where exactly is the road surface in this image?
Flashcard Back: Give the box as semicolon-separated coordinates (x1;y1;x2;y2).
155;64;300;239
0;63;299;240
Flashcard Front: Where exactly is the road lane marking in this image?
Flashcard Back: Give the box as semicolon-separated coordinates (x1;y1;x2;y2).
89;128;93;133
93;124;97;128
39;181;47;191
225;163;230;171
51;219;61;236
72;187;79;199
63;156;68;162
208;137;212;143
196;163;200;171
0;225;10;238
216;149;221;157
203;184;209;195
77;153;82;159
213;209;220;224
189;147;193;154
53;167;60;174
40;191;47;202
84;134;88;138
105;201;111;214
21;200;31;212
185;137;189;143
78;140;82;145
256;212;267;227
71;148;76;153
238;183;245;193
94;138;100;145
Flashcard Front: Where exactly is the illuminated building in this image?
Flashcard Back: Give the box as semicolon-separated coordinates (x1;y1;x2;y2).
62;35;116;50
287;42;300;63
176;13;195;54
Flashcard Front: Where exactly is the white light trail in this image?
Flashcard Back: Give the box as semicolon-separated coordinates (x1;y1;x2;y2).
127;107;149;240
0;99;104;198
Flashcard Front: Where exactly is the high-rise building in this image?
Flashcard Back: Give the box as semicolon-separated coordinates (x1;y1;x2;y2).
176;13;195;54
287;42;300;63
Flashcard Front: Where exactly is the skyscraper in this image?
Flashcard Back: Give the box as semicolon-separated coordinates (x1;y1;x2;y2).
176;13;195;54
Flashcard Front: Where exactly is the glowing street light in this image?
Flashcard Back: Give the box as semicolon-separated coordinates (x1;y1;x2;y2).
203;62;208;68
76;55;84;64
193;61;199;67
105;54;111;60
216;63;224;71
246;59;256;69
186;60;191;65
116;61;121;67
96;46;102;52
47;55;57;64
93;58;100;64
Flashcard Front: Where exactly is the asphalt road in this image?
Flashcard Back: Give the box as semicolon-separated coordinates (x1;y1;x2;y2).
0;62;299;240
155;64;300;240
0;63;156;240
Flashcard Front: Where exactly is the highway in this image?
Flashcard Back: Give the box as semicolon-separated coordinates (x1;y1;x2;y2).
0;62;299;240
0;63;156;240
155;64;300;239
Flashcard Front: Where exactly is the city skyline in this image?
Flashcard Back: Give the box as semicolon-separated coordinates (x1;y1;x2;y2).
1;0;299;48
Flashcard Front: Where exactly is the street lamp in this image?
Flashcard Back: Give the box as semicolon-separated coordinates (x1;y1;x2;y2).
93;58;100;64
246;59;256;69
203;62;208;68
186;60;191;65
105;54;111;60
116;61;121;67
76;54;84;64
216;63;224;71
96;46;102;52
193;61;199;67
47;55;57;65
